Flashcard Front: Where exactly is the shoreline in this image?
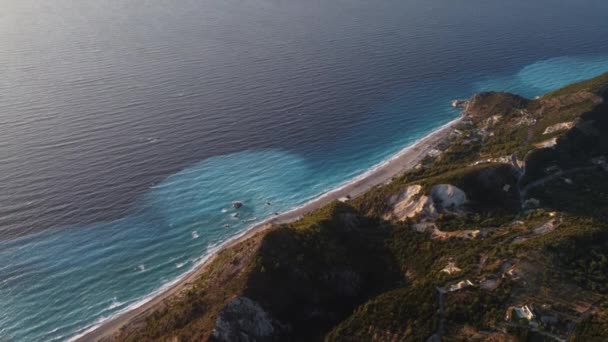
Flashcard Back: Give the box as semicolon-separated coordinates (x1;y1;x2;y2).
75;115;462;341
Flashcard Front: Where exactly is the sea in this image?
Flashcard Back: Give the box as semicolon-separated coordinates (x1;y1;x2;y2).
1;0;608;340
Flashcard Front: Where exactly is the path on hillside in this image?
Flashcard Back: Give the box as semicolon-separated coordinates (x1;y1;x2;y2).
428;287;446;342
511;107;596;204
520;166;595;199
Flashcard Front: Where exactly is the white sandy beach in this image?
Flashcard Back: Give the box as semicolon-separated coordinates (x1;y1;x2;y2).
76;116;462;341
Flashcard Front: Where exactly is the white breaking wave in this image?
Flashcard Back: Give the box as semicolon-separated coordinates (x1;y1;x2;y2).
106;298;124;310
67;242;226;342
67;117;463;341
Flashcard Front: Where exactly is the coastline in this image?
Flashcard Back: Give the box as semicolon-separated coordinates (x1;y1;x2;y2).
75;115;462;341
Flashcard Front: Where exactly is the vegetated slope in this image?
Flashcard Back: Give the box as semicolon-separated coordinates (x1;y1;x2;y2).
115;72;608;342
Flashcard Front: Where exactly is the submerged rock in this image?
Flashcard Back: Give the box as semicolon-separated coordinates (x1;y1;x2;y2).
232;201;243;209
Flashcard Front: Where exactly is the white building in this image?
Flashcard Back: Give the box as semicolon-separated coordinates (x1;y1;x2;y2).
448;280;473;292
514;305;535;321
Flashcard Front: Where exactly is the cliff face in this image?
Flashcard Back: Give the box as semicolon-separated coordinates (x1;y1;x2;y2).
116;72;608;342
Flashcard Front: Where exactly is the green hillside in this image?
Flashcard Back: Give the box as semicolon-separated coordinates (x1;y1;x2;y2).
114;72;608;342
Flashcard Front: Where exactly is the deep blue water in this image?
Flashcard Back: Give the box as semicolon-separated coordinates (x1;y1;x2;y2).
1;0;608;340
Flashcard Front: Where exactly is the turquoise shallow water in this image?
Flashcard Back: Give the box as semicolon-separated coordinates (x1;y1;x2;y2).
474;55;608;96
1;0;608;340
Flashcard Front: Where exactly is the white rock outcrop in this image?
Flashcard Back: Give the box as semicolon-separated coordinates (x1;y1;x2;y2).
543;121;574;135
534;137;558;149
430;184;467;208
385;185;436;221
385;184;467;221
471;155;512;166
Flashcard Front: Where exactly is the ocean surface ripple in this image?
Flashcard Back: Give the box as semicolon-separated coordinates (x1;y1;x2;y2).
1;0;608;340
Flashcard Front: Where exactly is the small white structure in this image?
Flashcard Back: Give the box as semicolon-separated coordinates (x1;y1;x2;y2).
448;280;474;292
338;195;351;203
441;261;462;275
427;149;442;158
514;305;535;321
462;230;481;240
